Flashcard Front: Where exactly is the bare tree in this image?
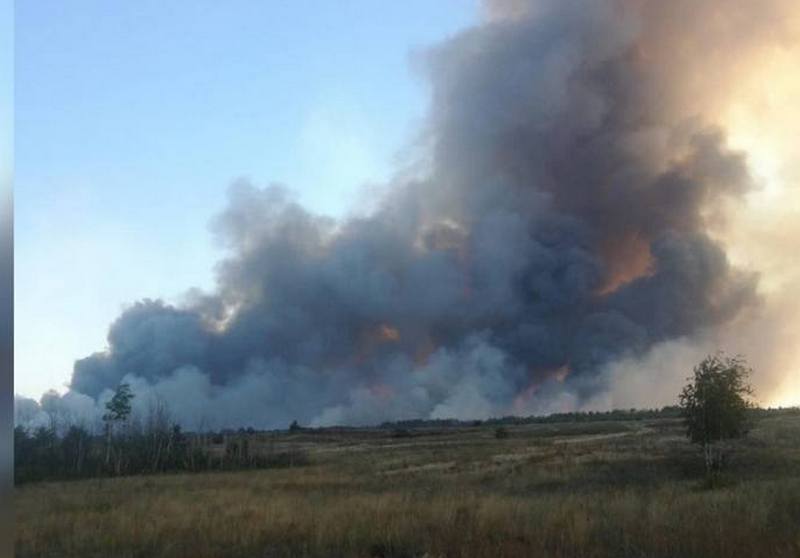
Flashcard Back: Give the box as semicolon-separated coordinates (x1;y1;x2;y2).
145;395;173;472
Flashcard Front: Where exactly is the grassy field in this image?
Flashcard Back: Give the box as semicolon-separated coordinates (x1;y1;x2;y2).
15;414;800;558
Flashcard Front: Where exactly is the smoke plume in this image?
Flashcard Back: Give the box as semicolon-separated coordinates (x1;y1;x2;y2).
19;0;800;429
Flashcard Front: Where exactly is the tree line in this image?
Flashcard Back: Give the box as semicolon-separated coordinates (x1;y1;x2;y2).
14;383;301;485
379;406;685;431
15;353;795;485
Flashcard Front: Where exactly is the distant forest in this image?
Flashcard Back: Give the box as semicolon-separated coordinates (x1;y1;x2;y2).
15;396;799;485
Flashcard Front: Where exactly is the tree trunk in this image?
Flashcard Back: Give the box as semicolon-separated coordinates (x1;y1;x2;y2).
104;422;112;469
703;442;725;487
76;436;84;475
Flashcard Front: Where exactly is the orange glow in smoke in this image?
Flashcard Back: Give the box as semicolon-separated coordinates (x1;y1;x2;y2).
512;364;572;413
378;324;401;342
596;233;654;296
352;323;401;365
552;364;570;383
413;336;437;367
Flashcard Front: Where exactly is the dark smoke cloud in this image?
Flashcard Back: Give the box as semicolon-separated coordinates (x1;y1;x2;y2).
30;0;789;429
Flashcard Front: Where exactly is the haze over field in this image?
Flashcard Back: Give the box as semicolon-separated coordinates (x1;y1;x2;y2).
16;0;800;430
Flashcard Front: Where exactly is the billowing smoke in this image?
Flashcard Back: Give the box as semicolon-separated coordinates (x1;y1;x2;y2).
19;0;800;429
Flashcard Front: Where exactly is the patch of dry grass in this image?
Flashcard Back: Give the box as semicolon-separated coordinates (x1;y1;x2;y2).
15;416;800;557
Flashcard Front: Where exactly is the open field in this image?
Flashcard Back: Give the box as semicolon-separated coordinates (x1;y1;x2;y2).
15;414;800;558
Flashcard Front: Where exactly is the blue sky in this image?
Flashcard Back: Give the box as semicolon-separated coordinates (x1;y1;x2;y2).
15;1;479;398
0;0;10;193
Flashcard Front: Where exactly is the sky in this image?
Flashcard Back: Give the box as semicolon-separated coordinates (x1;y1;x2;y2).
14;1;479;398
1;0;13;476
13;1;800;419
0;0;10;196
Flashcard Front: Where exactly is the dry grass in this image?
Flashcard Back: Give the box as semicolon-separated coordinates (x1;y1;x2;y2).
15;415;800;557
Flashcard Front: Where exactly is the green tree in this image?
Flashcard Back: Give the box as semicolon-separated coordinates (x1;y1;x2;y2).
679;354;754;479
104;383;134;423
103;383;134;473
